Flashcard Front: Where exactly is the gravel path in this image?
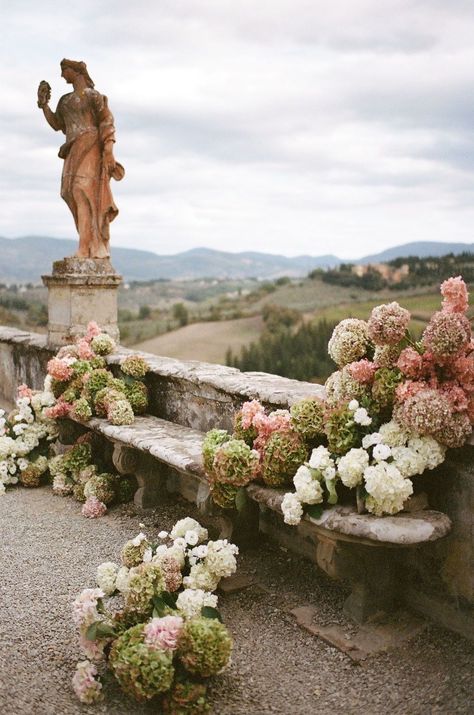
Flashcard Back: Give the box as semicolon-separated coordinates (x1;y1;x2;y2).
0;487;472;715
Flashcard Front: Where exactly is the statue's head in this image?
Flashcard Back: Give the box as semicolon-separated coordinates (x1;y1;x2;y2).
60;59;94;88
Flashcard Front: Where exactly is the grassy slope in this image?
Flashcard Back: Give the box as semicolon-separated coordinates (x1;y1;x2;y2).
133;315;264;364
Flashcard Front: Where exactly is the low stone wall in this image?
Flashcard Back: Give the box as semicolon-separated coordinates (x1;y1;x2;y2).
0;326;472;637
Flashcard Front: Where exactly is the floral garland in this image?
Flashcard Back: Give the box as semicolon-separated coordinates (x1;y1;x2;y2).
202;276;473;523
0;382;58;494
46;321;150;426
72;518;237;710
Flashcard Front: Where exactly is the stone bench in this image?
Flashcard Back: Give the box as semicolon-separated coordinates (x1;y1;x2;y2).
62;412;452;623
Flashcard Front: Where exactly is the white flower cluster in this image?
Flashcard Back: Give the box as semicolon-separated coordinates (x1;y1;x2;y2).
176;588;218;619
348;399;372;426
96;562;119;596
364;462;413;516
282;446;335;526
0;383;58;495
183;539;239;591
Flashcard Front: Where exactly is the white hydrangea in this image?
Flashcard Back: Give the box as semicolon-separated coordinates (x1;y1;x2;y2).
170;518;208;544
203;540;238;580
176;589;218;619
131;532;147;547
391;446;426;478
52;473;73;496
96;562;119;596
115;566;131;595
372;444;392;462
281;492;304;525
337;448;369;488
378;420;410;447
293;465;323;504
0;482;6;496
348;399;359;411
183;564;219;592
353;407;372;426
308;446;334;472
408;436;446;471
364;462;413;516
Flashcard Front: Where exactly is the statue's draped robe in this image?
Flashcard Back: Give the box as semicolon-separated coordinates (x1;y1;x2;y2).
54;88;118;258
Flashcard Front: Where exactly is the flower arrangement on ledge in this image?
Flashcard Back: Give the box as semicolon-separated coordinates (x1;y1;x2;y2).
50;434;136;518
72;518;237;710
46;321;150;426
202;276;473;523
0;383;58;494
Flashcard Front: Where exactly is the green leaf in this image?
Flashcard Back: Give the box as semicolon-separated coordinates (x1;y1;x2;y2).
85;622;98;641
235;487;248;513
201;606;223;622
162;591;178;609
152;596;167;617
95;622;117;638
305;504;323;520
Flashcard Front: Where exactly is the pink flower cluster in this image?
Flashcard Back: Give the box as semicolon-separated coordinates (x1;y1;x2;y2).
160;555;183;592
17;384;33;399
240;399;266;430
347;359;377;384
253;409;292;454
368;301;411;346
77;338;95;360
45;399;72;419
47;357;74;382
85;321;101;342
72;660;103;704
144;615;183;651
82;496;107;518
441;276;469;314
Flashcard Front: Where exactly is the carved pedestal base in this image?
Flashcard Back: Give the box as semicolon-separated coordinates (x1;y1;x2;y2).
42;257;122;348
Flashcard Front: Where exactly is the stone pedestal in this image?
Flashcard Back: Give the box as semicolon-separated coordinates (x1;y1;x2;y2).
42;257;122;348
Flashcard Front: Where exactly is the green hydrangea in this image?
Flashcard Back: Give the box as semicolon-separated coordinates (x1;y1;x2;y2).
115;477;137;504
19;464;42;488
212;439;259;487
125;562;166;615
120;355;149;379
90;356;106;370
71;397;93;421
83;473;115;505
84;369;113;399
48;454;67;477
261;431;308;487
202;429;231;474
232;412;258;446
124;381;149;414
178;617;233;677
71;360;93;379
73;482;86;502
109;624;174;702
372;367;403;409
162;676;209;715
94;387;127;417
325;405;360;455
290;398;325;441
91;333;116;356
210;481;239;510
64;443;92;474
107;399;134;425
121;537;151;568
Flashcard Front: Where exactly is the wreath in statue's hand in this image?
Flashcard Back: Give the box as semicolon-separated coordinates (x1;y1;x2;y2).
37;80;51;108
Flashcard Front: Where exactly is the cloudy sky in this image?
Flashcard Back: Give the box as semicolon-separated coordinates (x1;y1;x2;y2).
1;0;474;259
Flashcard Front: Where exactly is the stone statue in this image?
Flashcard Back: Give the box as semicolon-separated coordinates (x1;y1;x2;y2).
37;59;124;259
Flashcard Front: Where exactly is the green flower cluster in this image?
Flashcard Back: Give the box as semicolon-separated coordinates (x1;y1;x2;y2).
125;563;166;615
83;473;116;505
120;354;149;379
232;411;258;446
290;398;325;441
109;624;174;702
121;537;151;568
261;431;308;487
202;430;231;473
212;439;259;488
178;617;232;678
162;676;209;715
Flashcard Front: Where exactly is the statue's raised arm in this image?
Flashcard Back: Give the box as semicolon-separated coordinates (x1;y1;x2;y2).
38;59;124;259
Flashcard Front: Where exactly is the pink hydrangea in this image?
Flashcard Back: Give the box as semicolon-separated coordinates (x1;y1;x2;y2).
160;555;183;592
85;321;101;342
72;660;103;704
144;615;184;651
451;353;474;388
72;588;104;628
368;302;411;346
441;276;469;314
439;382;469;413
76;338;95;360
396;389;452;435
467;396;474;423
47;357;74;381
82;497;107;518
422;311;471;361
434;412;472;448
57;344;79;359
397;348;423;379
252;409;292;454
17;384;33;399
347;359;377;384
395;380;427;403
45;399;72;419
240;399;266;430
78;632;107;661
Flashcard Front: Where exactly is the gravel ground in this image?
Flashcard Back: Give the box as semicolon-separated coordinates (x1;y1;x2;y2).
0;487;472;715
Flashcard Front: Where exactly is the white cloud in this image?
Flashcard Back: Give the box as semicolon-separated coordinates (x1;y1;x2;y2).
1;1;474;259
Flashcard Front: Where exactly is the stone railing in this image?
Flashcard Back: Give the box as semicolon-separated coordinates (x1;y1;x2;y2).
0;326;472;638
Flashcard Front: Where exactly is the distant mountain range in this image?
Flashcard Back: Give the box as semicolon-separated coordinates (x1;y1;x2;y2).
0;236;473;283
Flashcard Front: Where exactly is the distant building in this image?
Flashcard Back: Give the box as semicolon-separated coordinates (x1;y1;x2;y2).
351;262;409;284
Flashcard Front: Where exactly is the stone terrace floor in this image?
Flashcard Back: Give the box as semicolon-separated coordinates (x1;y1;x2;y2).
0;487;473;715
